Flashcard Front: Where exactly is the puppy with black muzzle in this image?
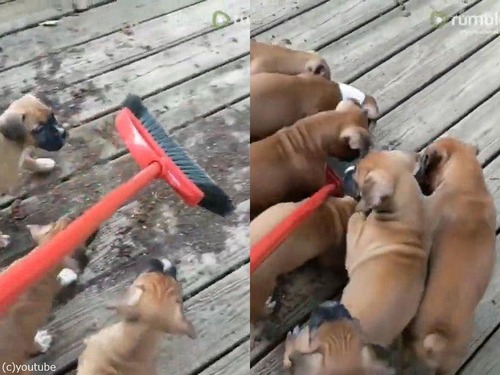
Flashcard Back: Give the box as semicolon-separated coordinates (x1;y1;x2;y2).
283;301;394;375
250;72;378;142
0;217;96;371
0;94;68;248
250;100;372;219
340;151;430;349
250;40;332;79
405;137;496;375
77;258;196;375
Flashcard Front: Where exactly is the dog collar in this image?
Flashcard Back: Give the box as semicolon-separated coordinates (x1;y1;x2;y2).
339;83;366;105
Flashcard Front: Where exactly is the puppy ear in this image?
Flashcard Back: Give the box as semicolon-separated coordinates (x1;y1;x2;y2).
27;224;53;243
170;304;197;339
362;95;379;120
416;147;442;179
107;285;144;320
0;113;27;143
340;127;372;158
361;170;394;210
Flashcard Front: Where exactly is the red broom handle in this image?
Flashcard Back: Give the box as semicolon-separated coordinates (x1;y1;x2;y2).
0;162;161;315
250;184;337;274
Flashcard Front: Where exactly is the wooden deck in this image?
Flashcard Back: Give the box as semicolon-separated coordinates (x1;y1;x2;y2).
250;0;500;374
0;1;249;374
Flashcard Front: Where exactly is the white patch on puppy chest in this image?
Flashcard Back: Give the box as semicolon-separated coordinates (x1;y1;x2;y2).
265;296;277;314
57;268;78;286
339;83;366;105
34;330;53;353
0;234;10;248
34;158;56;172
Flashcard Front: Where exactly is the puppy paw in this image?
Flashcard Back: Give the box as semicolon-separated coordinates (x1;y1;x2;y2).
34;330;53;353
57;268;78;286
34;158;56;173
0;234;10;248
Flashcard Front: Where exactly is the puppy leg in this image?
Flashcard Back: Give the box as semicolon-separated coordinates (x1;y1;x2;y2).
22;150;56;173
0;231;10;248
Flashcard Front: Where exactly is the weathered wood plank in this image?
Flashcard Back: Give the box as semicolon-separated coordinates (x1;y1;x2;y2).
355;0;500;115
0;0;248;101
21;100;249;369
156;264;249;374
0;0;205;71
319;0;481;84
256;0;397;49
0;0;111;37
462;327;500;374
375;36;500;153
445;90;500;166
250;0;325;36
484;157;500;228
460;235;500;369
199;340;250;375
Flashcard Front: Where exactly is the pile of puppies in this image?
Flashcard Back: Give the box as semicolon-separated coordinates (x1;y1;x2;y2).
250;40;496;374
0;95;195;374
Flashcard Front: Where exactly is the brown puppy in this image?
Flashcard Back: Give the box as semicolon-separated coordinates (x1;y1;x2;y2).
341;150;430;348
250;72;378;142
250;196;357;323
406;137;496;374
0;217;93;371
250;40;331;79
77;258;196;375
250;100;371;219
283;301;394;375
0;94;67;248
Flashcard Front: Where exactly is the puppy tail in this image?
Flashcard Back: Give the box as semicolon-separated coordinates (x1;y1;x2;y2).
422;333;448;366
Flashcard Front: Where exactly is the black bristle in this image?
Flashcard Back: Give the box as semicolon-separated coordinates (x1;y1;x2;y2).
122;94;234;216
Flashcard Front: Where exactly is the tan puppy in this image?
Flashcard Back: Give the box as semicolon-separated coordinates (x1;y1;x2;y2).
341;150;430;348
77;258;196;375
250;72;378;142
250;40;331;79
250;100;372;218
0;94;68;248
250;196;357;323
406;137;496;374
0;217;94;371
283;301;394;375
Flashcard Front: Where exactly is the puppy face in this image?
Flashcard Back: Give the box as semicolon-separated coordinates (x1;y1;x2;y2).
110;258;196;339
416;137;479;195
0;94;67;151
284;301;367;375
343;150;419;211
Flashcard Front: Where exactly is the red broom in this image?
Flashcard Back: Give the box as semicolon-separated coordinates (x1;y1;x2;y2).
250;167;344;274
0;95;234;314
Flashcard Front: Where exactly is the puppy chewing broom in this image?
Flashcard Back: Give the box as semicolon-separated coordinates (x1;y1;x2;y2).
0;94;234;313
